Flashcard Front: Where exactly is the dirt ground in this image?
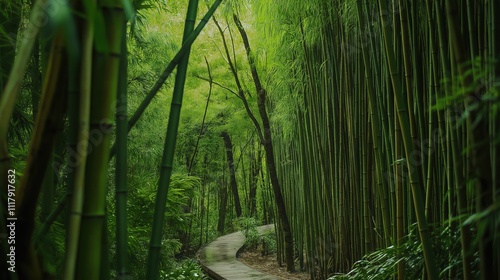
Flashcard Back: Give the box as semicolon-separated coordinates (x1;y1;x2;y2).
238;247;311;280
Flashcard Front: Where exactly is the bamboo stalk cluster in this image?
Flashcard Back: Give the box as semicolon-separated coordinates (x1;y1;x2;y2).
259;0;499;279
0;0;222;278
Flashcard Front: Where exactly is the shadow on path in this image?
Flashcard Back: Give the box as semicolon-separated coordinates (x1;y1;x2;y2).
197;224;279;280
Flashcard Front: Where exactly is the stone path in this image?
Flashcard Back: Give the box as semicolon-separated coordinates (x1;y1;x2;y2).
197;224;279;280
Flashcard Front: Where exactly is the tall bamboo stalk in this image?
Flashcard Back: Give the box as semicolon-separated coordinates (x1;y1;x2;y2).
445;1;495;278
146;1;198;279
0;10;49;263
15;32;68;279
76;0;124;278
64;0;95;278
376;0;437;278
254;0;499;278
115;7;130;278
110;0;222;158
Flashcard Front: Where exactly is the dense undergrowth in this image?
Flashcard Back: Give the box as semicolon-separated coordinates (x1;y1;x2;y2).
329;223;480;280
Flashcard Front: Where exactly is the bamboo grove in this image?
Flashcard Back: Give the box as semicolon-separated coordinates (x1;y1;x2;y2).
1;0;499;279
0;0;222;279
257;0;499;279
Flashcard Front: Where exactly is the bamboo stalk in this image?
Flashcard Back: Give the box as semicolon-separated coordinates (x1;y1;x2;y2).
109;0;223;160
377;0;438;278
146;1;199;278
445;1;495;278
11;30;67;279
76;0;124;278
64;0;95;277
115;8;130;278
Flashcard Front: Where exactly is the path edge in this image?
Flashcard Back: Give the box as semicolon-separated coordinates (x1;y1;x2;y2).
196;224;275;280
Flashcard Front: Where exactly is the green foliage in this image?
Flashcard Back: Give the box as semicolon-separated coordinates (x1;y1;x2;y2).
237;217;260;249
36;221;66;276
432;57;500;129
160;260;208;280
328;223;480;280
7;144;28;175
463;200;500;250
236;217;276;254
261;230;277;255
5;0;498;278
112;172;201;278
3;0;265;279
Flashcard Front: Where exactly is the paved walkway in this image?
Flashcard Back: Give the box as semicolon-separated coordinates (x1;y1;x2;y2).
197;224;279;280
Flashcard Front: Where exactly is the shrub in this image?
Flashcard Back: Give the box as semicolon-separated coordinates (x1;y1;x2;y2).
328;223;480;280
261;230;277;255
238;217;260;249
160;260;208;280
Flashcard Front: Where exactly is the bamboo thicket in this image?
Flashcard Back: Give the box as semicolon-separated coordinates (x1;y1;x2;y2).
257;0;500;279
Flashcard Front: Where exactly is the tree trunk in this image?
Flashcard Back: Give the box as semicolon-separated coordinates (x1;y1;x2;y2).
233;14;295;272
220;131;242;217
217;173;228;234
249;144;261;217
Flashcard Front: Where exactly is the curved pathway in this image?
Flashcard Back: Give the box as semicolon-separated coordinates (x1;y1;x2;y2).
197;224;279;280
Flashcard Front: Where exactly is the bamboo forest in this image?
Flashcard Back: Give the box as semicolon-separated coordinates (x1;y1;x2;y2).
1;0;500;279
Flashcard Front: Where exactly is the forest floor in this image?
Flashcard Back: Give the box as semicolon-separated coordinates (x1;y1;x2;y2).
238;246;310;280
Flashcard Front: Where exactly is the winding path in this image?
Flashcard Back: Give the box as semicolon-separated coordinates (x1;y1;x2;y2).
197;224;279;280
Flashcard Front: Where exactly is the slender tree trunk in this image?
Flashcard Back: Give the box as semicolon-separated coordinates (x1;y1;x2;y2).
220;131;242;217
249;144;261;217
182;58;213;253
233;13;295;272
217;168;228;234
147;1;198;278
199;179;206;247
115;12;129;278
